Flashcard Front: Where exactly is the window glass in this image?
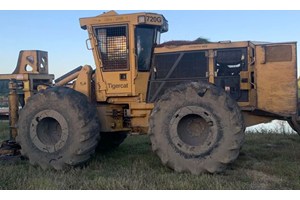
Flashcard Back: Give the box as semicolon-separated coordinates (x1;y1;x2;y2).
135;27;156;71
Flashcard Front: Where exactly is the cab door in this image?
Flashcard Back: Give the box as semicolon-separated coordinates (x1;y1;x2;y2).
93;25;133;97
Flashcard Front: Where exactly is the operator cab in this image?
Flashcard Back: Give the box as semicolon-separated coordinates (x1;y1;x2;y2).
80;11;168;101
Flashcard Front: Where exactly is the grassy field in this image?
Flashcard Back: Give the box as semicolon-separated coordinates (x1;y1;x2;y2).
0;121;300;190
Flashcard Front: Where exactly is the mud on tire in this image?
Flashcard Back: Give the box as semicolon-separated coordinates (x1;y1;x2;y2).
149;82;245;174
16;87;100;170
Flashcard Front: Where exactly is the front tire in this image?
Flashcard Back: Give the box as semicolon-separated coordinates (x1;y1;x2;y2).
149;82;245;174
16;87;100;170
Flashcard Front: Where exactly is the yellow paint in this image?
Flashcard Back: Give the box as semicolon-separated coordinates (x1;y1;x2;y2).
73;65;93;100
255;43;297;115
1;11;298;136
80;11;167;103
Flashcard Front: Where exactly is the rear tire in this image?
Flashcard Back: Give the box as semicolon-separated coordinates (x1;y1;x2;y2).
149;82;245;174
16;87;100;170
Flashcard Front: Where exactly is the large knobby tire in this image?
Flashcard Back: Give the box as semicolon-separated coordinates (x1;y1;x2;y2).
16;87;100;170
97;132;128;151
149;82;245;174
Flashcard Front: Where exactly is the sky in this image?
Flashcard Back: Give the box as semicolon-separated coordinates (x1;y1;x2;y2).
0;9;300;77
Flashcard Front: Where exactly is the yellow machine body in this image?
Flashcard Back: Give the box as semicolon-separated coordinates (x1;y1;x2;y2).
78;11;168;133
0;11;298;137
153;41;298;127
0;11;299;174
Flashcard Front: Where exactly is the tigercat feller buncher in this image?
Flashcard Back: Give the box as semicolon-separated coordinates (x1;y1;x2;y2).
0;11;299;174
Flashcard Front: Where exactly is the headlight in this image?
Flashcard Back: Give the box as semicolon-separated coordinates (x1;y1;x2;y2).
161;21;169;33
138;16;146;23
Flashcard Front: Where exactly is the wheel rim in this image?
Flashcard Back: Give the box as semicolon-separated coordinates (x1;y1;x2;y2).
30;110;68;153
169;106;220;157
177;114;210;146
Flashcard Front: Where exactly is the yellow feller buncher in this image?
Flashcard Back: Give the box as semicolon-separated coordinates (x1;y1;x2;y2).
0;11;299;174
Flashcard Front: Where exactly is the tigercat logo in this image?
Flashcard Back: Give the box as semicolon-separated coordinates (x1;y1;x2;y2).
108;83;129;90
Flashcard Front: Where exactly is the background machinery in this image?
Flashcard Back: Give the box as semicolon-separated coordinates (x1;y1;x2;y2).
0;11;298;174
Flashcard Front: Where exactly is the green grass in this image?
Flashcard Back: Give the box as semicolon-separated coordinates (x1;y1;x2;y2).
0;121;300;189
0;121;9;141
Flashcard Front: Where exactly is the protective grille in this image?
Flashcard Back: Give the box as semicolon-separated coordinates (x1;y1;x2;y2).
148;51;209;102
95;26;128;71
154;53;180;79
154;51;208;79
171;52;208;78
